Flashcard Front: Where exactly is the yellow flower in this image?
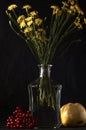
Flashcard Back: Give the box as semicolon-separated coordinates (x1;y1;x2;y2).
25;17;33;22
74;4;84;15
51;5;59;10
67;9;72;14
36;36;48;42
37;28;45;33
62;1;69;7
24;27;33;33
27;20;33;26
76;17;80;22
17;15;25;23
19;20;26;28
7;4;17;11
35;18;43;26
29;11;38;17
74;17;83;29
84;18;86;24
22;5;32;10
70;0;75;5
77;24;83;29
50;5;61;15
70;5;76;12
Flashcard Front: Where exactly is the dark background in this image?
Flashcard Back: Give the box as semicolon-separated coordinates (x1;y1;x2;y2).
0;0;86;124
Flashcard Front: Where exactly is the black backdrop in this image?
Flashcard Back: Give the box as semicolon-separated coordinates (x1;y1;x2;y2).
0;0;86;123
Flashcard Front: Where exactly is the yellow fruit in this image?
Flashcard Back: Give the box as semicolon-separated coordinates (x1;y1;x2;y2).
60;102;86;127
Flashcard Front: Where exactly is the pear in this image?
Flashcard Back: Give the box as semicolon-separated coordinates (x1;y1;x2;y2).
60;103;86;127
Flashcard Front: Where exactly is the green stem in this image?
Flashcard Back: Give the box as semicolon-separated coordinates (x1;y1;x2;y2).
38;65;55;109
9;21;25;40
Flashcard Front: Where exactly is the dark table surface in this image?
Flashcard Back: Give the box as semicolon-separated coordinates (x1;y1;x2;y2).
0;127;86;130
0;128;86;130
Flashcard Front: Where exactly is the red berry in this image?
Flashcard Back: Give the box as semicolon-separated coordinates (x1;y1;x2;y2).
6;106;36;128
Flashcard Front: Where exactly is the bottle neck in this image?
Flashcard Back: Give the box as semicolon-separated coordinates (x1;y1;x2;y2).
38;64;52;78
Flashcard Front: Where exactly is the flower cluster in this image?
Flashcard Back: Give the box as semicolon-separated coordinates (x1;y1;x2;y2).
51;0;86;29
6;0;86;64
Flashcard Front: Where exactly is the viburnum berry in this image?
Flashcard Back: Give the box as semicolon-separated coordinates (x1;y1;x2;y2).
6;106;36;128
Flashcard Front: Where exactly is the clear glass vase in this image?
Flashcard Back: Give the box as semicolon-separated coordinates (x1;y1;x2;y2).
28;64;62;128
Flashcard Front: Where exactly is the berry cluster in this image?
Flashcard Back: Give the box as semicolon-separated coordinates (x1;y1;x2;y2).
6;106;36;128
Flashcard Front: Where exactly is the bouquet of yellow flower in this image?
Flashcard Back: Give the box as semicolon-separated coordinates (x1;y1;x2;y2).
6;0;86;120
6;0;86;65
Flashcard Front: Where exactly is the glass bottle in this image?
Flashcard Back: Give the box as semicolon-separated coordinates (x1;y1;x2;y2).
28;64;62;128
